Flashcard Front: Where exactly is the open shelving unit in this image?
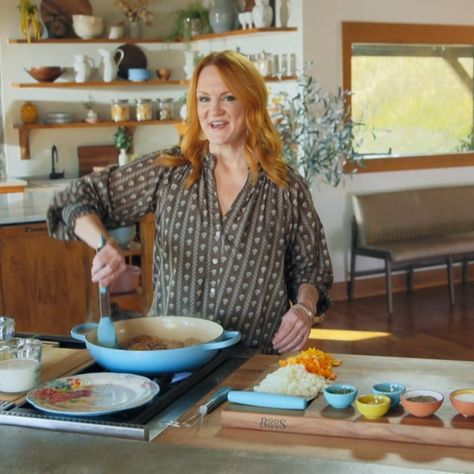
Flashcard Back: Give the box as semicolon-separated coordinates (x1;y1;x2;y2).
8;27;297;44
13;119;183;160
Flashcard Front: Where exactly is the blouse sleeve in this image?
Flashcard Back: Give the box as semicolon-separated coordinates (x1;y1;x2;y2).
284;173;333;315
47;149;183;241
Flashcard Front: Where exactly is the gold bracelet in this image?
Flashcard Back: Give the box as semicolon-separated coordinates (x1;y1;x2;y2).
295;302;314;320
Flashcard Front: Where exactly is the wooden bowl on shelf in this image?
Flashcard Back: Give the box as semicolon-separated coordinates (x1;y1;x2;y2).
25;66;66;83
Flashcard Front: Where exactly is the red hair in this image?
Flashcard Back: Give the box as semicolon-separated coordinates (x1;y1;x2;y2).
158;50;288;188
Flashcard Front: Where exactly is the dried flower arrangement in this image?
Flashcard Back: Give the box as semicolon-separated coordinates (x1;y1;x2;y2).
115;0;154;25
272;65;366;186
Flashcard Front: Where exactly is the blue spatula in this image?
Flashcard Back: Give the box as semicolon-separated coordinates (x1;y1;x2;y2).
96;235;118;348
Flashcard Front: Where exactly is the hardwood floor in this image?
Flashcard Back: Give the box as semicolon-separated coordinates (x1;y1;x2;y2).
308;282;474;361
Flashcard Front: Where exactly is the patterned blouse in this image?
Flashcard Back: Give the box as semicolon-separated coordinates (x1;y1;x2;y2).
47;148;333;352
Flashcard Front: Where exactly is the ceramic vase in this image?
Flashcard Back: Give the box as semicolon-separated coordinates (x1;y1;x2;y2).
73;54;95;83
118;148;128;166
20;101;39;124
85;109;98;124
252;0;273;28
128;20;141;39
184;50;196;80
209;0;239;33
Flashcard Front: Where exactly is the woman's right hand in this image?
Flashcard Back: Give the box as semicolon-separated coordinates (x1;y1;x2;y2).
91;238;126;287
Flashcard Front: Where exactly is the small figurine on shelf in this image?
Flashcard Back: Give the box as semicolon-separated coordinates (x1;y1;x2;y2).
82;94;99;124
18;0;43;42
113;126;133;166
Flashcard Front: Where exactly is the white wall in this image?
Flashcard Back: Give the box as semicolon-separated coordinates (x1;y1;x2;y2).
302;0;474;282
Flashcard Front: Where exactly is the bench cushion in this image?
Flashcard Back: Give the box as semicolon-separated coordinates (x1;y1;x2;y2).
360;231;474;262
353;185;474;246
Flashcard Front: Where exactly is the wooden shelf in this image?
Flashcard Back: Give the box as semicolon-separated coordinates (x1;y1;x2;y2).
8;27;297;44
12;79;188;88
12;75;296;89
14;120;184;160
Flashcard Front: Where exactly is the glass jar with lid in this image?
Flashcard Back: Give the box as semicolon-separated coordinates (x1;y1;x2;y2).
135;98;153;121
157;98;174;121
111;99;130;122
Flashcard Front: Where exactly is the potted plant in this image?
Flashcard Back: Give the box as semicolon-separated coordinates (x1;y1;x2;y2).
169;2;210;41
272;65;366;186
82;94;98;124
113;126;133;166
18;0;42;42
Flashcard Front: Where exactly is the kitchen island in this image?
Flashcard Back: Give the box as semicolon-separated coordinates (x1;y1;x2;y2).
0;350;473;473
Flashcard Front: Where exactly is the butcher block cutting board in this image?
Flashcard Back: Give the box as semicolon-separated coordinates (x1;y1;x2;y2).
221;354;474;449
0;342;92;405
77;145;119;177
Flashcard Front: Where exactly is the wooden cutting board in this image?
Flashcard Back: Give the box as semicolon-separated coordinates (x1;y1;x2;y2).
77;145;118;176
1;342;92;405
221;354;474;449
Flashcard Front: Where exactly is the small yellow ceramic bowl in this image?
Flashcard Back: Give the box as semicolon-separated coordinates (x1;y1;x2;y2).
450;388;474;417
356;394;391;419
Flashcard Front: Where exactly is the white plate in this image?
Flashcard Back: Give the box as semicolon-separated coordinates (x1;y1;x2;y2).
27;372;159;416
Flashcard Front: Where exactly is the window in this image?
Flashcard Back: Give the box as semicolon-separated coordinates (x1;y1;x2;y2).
342;22;474;172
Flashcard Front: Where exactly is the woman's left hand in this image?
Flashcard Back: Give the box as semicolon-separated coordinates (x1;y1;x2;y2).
272;305;313;353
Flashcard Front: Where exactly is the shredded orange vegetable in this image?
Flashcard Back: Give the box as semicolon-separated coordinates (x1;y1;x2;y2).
279;347;342;380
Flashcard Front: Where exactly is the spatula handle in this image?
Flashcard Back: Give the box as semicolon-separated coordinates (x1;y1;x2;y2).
97;235;111;317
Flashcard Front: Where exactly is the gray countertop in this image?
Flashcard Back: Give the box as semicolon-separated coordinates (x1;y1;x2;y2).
0;425;449;474
0;179;71;226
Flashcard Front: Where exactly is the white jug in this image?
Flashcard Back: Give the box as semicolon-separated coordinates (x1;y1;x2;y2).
98;48;124;82
73;54;95;83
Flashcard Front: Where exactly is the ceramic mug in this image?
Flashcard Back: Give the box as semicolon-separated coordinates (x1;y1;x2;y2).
108;25;124;40
128;68;151;81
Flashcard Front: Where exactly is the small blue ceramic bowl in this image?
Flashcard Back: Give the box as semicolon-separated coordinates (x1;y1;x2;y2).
372;382;406;408
128;68;151;81
323;384;358;409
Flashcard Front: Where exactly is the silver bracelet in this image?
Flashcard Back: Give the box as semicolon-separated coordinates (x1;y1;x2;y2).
295;302;314;320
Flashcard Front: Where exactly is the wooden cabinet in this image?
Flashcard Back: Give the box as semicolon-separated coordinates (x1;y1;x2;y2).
0;222;95;335
0;214;155;335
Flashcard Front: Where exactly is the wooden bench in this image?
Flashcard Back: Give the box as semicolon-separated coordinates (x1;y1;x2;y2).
348;185;474;313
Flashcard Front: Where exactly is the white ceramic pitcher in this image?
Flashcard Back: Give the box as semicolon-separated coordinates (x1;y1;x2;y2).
98;48;124;82
73;54;95;83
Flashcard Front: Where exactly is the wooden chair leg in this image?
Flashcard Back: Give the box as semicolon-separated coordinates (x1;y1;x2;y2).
385;258;393;314
348;250;356;300
462;259;468;285
447;256;455;305
407;265;414;292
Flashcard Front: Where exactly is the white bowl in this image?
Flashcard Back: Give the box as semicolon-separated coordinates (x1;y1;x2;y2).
72;15;104;39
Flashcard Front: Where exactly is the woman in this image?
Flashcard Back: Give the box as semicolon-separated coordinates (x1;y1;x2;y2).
47;50;333;353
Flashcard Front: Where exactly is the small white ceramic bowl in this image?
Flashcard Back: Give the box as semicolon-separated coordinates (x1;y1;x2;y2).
72;15;104;39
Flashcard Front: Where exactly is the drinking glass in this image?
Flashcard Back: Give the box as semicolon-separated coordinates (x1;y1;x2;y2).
0;337;43;393
0;316;15;340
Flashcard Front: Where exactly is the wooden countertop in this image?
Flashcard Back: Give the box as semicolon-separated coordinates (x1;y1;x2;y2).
156;353;474;473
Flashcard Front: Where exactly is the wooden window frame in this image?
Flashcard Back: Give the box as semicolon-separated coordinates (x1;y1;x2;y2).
342;21;474;173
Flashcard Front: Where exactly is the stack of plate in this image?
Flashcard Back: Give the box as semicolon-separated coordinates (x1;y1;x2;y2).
45;112;74;124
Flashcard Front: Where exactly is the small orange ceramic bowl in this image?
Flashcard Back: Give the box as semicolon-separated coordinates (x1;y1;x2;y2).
401;389;444;417
450;388;474;417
